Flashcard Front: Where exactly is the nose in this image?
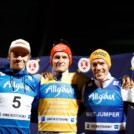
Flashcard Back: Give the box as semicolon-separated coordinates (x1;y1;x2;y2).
96;64;101;69
58;57;64;62
16;55;22;60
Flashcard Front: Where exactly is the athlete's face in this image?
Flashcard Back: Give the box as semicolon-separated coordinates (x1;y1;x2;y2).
52;52;70;72
8;47;30;70
91;58;109;81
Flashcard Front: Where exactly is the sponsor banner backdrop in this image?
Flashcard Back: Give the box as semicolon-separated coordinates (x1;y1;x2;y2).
0;53;133;133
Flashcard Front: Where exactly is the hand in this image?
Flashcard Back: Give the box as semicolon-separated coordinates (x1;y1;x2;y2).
42;72;53;80
122;75;134;89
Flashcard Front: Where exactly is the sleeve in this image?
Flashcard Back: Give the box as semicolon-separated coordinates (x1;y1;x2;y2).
76;73;90;101
78;85;86;117
127;87;134;103
121;88;129;101
33;73;41;82
121;87;134;103
81;85;86;102
31;75;40;123
31;97;38;123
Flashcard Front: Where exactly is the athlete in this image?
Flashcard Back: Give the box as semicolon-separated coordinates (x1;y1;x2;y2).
0;39;39;134
82;48;134;134
37;39;89;134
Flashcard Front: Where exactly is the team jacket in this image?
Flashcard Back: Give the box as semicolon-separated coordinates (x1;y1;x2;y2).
83;76;127;134
0;65;39;134
38;71;89;132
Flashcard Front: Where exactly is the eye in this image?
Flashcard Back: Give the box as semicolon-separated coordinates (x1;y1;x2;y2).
21;54;27;57
62;56;68;59
54;55;60;59
100;62;105;66
92;63;97;67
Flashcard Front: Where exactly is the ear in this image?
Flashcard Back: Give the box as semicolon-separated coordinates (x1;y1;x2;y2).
7;54;10;60
29;54;31;60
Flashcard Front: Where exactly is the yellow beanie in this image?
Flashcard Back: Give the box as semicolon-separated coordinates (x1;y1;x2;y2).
89;49;111;69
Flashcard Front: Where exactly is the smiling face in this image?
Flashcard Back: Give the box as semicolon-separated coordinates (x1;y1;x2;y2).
52;52;70;72
91;58;109;81
8;47;31;70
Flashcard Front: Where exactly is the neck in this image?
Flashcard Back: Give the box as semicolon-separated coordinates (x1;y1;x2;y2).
52;69;69;81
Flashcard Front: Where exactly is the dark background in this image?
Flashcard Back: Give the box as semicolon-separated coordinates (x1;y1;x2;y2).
0;2;133;58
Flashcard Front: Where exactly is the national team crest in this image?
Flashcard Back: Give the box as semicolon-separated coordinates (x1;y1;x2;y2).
26;59;40;74
78;58;90;73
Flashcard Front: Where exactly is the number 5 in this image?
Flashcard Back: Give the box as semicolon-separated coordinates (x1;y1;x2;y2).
12;96;21;108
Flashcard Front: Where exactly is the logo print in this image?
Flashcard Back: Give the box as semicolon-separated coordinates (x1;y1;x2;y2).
78;58;90;73
26;59;39;74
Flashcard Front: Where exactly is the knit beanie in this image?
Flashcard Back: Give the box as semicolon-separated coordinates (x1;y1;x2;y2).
50;43;72;65
89;48;111;69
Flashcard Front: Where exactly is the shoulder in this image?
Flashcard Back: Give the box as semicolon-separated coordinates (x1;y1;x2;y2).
40;72;53;84
70;72;90;85
112;77;121;84
75;72;90;80
26;73;40;84
33;73;41;82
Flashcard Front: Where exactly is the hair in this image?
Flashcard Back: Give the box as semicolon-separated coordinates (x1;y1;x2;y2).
53;39;71;47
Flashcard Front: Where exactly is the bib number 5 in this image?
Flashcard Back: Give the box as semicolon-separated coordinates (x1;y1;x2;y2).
12;96;21;108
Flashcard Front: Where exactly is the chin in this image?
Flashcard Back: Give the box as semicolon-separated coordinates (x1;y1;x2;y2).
16;66;24;70
96;76;104;81
57;70;63;73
